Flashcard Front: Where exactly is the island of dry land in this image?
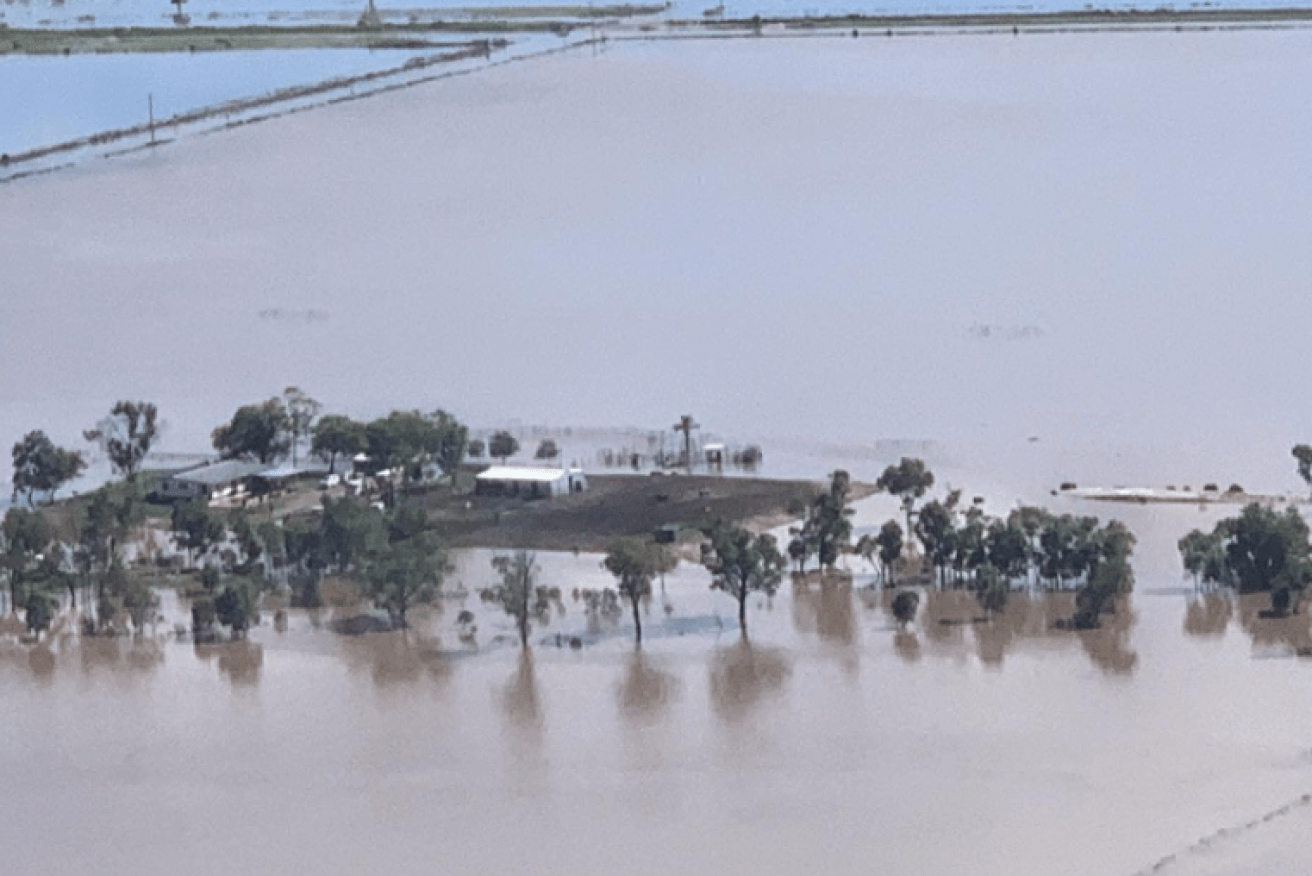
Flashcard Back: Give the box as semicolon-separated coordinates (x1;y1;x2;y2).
409;473;869;552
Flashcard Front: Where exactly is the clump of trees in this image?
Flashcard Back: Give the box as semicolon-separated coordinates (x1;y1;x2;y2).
11;430;85;505
1179;502;1312;616
788;471;855;574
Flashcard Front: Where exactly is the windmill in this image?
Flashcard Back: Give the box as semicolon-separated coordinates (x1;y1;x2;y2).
673;414;699;474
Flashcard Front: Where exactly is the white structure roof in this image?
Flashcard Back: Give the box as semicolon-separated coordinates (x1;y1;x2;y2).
169;460;269;486
476;466;573;483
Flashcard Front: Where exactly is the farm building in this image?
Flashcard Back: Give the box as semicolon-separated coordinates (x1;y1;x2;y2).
152;460;270;502
474;466;587;499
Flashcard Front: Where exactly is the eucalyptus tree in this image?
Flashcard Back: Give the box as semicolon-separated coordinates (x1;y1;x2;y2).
603;538;660;645
701;523;786;637
212;398;290;463
11;430;85;505
875;457;935;549
84;400;159;480
312;415;367;474
483;550;554;649
282;387;322;467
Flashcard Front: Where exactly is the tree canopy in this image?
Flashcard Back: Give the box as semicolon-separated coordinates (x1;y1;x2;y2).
83;401;159;480
283;387;322;467
489;431;519;463
603;538;661;645
212;399;291;463
11;430;86;505
312;415;367;474
483;550;549;649
1178;503;1312;615
701;523;786;637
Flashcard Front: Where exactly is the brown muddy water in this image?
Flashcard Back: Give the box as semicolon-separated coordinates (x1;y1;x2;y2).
5;28;1312;876
4;496;1312;876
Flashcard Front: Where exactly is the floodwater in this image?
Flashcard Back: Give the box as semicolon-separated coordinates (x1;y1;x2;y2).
4;497;1312;876
5;27;1312;875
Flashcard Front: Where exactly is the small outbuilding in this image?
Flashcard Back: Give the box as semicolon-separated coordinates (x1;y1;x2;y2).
474;466;587;499
153;460;270;503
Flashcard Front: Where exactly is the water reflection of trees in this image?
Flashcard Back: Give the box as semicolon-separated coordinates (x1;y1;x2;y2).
616;650;678;726
708;640;791;724
339;631;452;690
1236;593;1312;656
194;639;263;687
1183;593;1233;639
791;576;858;674
502;650;543;733
866;589;1138;675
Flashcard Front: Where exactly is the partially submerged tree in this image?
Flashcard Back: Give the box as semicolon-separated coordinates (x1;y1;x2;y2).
212;398;291;463
171;500;225;569
484;550;544;649
215;580;259;637
489;430;519;464
876;457;935;548
1178;503;1312;616
891;590;919;628
603;538;660;646
975;563;1009;618
701;523;786;637
11;430;85;505
874;519;904;584
2;508;53;615
364;531;446;628
83;401;159;481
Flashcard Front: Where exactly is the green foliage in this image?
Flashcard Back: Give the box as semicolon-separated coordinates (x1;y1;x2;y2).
891;590;919;627
171;500;224;566
362;409;467;484
876;457;935;525
1294;444;1312;490
702;523;786;636
787;533;813;574
83;401;159;480
603;538;661;644
200;566;221;592
364;531;447;627
975;564;1010;617
3;507;53;611
1181;503;1312;615
535;439;560;461
122;576;160;633
312;414;367;474
212;398;291;463
484;550;543;648
802;486;852;571
215;581;259;635
876;519;903;580
319;496;386;572
191;596;217;636
24;591;56;637
467;439;486;459
489;430;519;463
11;429;86;505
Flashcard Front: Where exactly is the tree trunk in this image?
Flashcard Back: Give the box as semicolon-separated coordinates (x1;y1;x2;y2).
631;594;642;646
737;586;747;637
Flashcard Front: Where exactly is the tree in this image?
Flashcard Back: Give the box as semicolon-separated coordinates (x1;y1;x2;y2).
215;581;259;636
170;500;224;568
212;398;290;463
319;496;386;573
2;508;53;615
1178;528;1227;589
11;430;86;505
1294;444;1312;493
891;590;919;628
77;481;144;604
673;414;699;472
603;538;660;645
875;520;903;584
914;499;957;584
468;439;486;459
535;439;560;462
876;457;935;548
489;431;519;463
365;532;446;628
787;532;814;574
802;490;852;572
122;576;160;634
702;523;786;637
975;564;1010;618
84;401;159;481
428;409;468;485
282;387;322;467
485;550;542;649
312;415;367;474
24;591;56;638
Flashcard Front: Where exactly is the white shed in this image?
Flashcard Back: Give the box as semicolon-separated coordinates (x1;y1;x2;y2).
474;466;587;499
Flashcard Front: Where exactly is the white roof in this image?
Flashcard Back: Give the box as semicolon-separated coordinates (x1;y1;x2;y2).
477;466;574;483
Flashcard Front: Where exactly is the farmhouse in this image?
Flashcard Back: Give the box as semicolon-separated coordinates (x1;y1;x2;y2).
474;466;587;499
152;460;269;502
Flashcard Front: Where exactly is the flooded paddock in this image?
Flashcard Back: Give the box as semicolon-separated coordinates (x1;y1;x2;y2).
5;27;1312;876
3;496;1312;875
